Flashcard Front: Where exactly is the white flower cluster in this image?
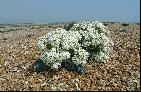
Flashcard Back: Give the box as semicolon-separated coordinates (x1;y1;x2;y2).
72;47;89;65
71;21;114;63
41;48;71;69
37;21;114;70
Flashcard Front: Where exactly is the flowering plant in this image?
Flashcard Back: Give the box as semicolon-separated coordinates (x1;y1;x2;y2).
37;21;114;71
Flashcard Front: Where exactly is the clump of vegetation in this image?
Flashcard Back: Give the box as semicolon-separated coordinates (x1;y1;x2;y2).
64;21;76;31
36;21;114;74
103;23;108;26
121;23;129;26
136;23;140;25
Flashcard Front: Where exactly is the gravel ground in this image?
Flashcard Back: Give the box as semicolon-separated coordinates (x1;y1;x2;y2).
0;24;140;91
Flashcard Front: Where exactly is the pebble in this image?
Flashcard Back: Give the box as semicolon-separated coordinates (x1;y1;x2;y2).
64;84;69;89
126;64;132;70
75;78;79;82
24;51;31;54
4;62;9;66
41;82;46;87
71;79;75;84
76;87;81;91
0;78;6;81
75;82;79;88
53;75;60;80
51;86;57;91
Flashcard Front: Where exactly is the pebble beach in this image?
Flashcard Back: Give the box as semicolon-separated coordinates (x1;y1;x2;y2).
0;23;140;91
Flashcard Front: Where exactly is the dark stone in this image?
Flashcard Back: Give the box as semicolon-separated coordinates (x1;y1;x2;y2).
0;30;4;33
3;37;9;40
26;34;34;38
6;29;16;32
118;29;128;33
38;30;42;31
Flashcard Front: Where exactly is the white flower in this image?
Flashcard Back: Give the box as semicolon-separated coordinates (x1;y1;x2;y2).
52;62;61;69
95;51;109;63
59;51;71;61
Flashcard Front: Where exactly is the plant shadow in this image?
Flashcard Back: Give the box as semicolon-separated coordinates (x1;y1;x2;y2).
25;58;86;77
25;58;59;77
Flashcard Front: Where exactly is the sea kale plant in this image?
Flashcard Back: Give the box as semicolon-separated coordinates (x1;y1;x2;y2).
37;21;114;71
